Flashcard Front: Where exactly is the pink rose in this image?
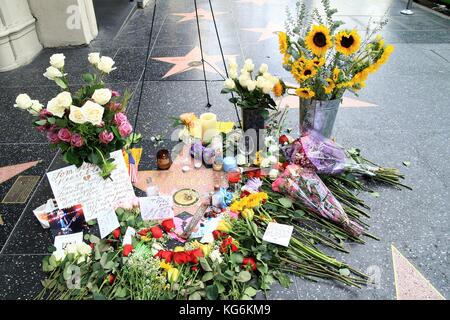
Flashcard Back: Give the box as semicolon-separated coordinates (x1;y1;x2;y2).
113;112;128;126
57;128;72;143
47;130;60;144
99;130;114;144
111;90;121;97
36;126;47;133
39;109;52;120
71;133;84;147
118;120;133;137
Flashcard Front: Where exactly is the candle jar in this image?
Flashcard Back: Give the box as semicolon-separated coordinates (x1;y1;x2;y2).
200;112;218;144
213;155;223;171
156;149;172;170
227;169;241;192
203;147;215;168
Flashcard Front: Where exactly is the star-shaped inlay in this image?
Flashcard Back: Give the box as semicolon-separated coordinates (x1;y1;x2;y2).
152;47;236;79
242;21;283;41
0;160;40;185
278;95;377;109
236;0;267;6
135;144;227;216
391;245;445;300
172;8;226;23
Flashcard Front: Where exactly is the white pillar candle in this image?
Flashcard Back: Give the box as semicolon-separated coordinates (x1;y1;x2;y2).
200;112;218;144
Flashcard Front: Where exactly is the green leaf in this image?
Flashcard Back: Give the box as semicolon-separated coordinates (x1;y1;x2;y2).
205;284;219;300
88;152;101;165
278;197;293;208
35;120;47;126
237;270;252;283
339;268;350;276
201;272;214;282
82;73;95;84
54;78;68;89
293;209;305;217
47;117;56;124
199;257;212;272
230;253;244;264
244;286;258;297
188;292;202;300
93;293;106;300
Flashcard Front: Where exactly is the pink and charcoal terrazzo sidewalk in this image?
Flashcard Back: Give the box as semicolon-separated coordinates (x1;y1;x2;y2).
0;0;448;300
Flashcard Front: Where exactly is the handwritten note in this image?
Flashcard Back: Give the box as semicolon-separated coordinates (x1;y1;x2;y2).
262;222;293;247
47;151;135;221
97;208;120;239
123;227;136;245
139;196;174;221
54;232;84;250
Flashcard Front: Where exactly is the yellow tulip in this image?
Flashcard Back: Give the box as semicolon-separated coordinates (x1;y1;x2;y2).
217;219;231;233
242;208;254;221
167;268;179;284
160;261;172;271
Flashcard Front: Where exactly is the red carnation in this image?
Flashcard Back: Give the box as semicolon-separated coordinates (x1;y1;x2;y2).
173;252;190;265
230;243;238;252
161;219;175;232
123;244;133;257
242;257;257;271
150;226;163;239
156;250;173;263
279;135;289;145
112;228;121;239
108;274;116;285
137;228;151;236
189;248;204;264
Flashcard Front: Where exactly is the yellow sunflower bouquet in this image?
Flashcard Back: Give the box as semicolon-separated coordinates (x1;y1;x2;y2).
279;0;394;100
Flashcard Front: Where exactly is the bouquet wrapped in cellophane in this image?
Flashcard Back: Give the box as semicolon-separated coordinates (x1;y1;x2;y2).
272;164;364;237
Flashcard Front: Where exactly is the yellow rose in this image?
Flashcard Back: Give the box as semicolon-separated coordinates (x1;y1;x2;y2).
81;100;104;125
167;268;179;284
217;220;231;233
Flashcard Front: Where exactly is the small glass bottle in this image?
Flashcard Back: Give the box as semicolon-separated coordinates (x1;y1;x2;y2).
146;177;159;196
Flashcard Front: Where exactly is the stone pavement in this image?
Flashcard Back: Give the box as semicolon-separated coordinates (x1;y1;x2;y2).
0;0;448;299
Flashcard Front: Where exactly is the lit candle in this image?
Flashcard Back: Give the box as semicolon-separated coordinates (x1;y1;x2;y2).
200;112;218;144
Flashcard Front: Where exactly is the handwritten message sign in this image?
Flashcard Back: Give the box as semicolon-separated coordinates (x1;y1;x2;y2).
47;151;135;221
54;232;84;250
139;196;174;221
97;208;120;239
123;227;136;245
262;222;293;247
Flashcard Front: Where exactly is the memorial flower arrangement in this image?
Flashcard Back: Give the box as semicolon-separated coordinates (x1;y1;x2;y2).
13;53;139;178
279;0;393;100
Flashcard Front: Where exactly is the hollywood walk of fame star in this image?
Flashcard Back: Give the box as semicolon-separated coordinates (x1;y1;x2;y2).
0;160;40;185
172;8;226;23
242;21;283;41
278;94;377;109
391;245;444;300
236;0;267;6
152;47;236;79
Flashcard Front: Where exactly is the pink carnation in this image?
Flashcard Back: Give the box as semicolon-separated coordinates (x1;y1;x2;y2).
113;112;128;126
118;120;133;137
71;133;84;147
57;128;72;143
99;130;114;144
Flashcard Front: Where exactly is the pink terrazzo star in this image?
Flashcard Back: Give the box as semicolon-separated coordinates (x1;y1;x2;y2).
236;0;267;6
0;160;40;184
278;94;377;109
242;21;283;41
172;8;226;23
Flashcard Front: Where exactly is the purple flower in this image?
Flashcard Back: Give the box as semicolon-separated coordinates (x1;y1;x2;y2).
243;178;262;193
118;120;132;137
99;130;114;144
113;112;128;126
71;133;84;147
57;128;72;143
47;130;60;144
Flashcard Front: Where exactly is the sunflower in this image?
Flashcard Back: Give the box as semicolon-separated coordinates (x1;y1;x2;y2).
323;78;335;95
305;25;332;56
335;30;361;56
312;56;325;67
352;69;369;84
273;81;285;97
332;67;341;82
295;87;315;99
278;32;288;55
291;60;317;82
282;54;291;65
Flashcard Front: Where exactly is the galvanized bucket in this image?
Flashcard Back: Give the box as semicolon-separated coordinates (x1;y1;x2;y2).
299;98;341;138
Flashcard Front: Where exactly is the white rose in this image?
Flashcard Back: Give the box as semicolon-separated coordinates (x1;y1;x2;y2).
43;66;63;80
227;56;237;67
268;144;279;154
238;74;250;87
77;242;92;256
260;157;271;168
49;53;65;69
92;88;112;105
14;94;32;110
263;72;272;80
256;76;266;89
88;52;100;65
81;101;104;125
28;100;43;115
246;80;256;91
229;69;238;79
243;59;254;72
97;56;116;74
52;249;66;262
259;63;269;74
262;83;273;94
224;78;236;90
269;168;280;180
210;249;223;264
65;243;78;255
236;154;247;165
46;98;66;118
69;105;86;124
56;91;72;108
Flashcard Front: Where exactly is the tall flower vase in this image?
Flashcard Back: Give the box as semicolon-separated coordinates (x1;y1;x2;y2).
241;107;265;156
299;98;340;138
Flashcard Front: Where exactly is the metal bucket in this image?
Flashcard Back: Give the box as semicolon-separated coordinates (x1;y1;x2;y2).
299;98;341;138
241;107;265;132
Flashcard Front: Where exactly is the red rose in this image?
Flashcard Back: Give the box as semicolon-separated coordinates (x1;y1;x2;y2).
112;228;121;239
279;135;289;145
123;244;133;257
246;169;262;178
212;230;222;240
150;226;163;239
173;252;190;265
137;228;151;236
89;243;95;249
189;248;204;264
191;266;198;271
242;257;257;271
108;274;116;285
156;250;173;263
230;243;238;252
161;219;175;232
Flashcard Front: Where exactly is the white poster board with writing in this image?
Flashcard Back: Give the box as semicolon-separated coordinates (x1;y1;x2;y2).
139;196;174;221
262;222;293;247
47;151;135;221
